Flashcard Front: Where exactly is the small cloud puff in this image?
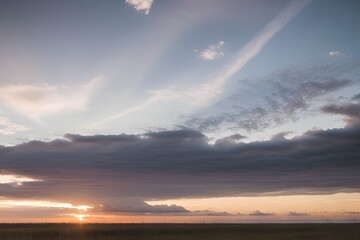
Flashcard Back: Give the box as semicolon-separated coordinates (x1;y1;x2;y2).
126;0;154;15
329;51;343;56
196;41;225;61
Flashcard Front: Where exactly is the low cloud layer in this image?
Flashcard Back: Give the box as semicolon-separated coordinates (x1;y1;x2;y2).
100;199;189;214
287;211;309;216
0;103;359;212
249;210;275;216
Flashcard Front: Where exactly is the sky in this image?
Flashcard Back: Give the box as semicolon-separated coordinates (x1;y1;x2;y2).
0;0;360;223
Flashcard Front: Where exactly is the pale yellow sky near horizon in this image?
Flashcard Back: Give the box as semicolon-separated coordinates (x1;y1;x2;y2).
147;193;360;214
1;192;360;223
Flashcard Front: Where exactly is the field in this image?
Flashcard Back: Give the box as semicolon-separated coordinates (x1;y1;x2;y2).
0;223;359;240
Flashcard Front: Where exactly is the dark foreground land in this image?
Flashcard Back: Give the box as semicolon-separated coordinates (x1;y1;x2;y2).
0;223;359;240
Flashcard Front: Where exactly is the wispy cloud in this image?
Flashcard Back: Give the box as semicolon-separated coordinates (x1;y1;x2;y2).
0;116;31;135
0;174;40;186
196;41;225;61
0;199;91;211
126;0;154;15
185;62;357;132
329;51;343;56
0;76;103;120
94;1;309;125
88;86;182;128
184;0;310;105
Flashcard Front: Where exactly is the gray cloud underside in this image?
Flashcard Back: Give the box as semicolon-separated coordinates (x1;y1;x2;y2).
0;104;360;208
321;102;360;126
352;93;360;101
184;62;360;132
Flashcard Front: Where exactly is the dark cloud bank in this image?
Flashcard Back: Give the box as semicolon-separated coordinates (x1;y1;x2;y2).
0;103;360;213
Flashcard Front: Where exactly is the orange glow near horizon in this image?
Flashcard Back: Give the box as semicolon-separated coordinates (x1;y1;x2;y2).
1;193;359;223
74;214;85;222
2;212;359;224
147;192;360;215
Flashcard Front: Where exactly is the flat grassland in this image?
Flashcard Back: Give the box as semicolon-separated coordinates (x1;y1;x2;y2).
0;223;359;240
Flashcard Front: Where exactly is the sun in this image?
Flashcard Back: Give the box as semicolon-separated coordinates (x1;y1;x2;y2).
75;214;85;222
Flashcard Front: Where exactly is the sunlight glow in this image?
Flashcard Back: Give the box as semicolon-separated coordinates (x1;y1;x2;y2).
76;214;84;222
0;174;41;185
0;199;92;211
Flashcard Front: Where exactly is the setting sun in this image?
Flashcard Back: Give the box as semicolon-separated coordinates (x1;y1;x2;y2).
75;215;85;222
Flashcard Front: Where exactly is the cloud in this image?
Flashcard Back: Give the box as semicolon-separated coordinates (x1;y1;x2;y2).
183;0;310;105
126;0;153;15
287;211;309;216
271;131;293;141
185;63;356;132
344;211;360;215
0;116;31;135
192;210;232;216
89;87;183;128
95;1;309;124
0;199;91;211
249;210;275;216
0;174;40;186
197;41;225;61
0;76;103;120
321;103;360;126
100;199;189;214
0;118;360;209
352;93;360;101
329;51;343;56
214;134;246;147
